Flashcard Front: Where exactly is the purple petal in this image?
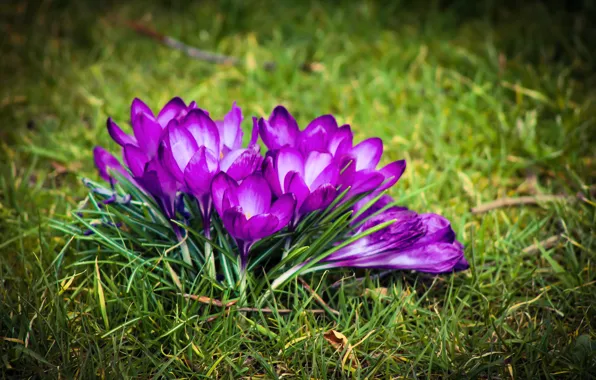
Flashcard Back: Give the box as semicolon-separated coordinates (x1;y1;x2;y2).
183;109;220;156
284;170;310;207
222;207;248;240
258;106;300;150
165;124;198;181
351;137;383;170
157;97;187;127
340;161;384;195
220;148;263;181
311;163;340;190
93;146;128;182
378;160;406;191
107;118;137;147
325;242;464;273
217;102;243;153
328;124;353;157
184;146;220;197
211;172;239;216
138;158;178;218
263;156;282;196
300;183;337;214
244;214;280;240
414;214;457;246
131;112;162;157
276;147;304;187
237;174;271;217
249;117;260;148
131;98;154;121
123;144;150;178
453;246;470;271
304;151;334;188
269;193;296;229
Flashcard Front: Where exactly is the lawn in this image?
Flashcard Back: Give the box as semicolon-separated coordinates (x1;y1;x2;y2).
1;0;595;378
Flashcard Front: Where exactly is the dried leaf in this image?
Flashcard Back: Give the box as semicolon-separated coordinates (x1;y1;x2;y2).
363;287;389;299
323;330;358;369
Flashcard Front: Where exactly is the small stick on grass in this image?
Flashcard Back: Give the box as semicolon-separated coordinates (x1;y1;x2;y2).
522;235;564;255
471;195;572;214
236;307;327;314
183;294;238;308
298;277;340;316
124;20;276;70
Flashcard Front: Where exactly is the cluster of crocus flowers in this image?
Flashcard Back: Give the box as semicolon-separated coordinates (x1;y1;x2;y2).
93;97;468;280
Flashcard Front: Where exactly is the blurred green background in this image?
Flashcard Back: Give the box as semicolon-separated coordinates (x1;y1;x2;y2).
1;0;595;377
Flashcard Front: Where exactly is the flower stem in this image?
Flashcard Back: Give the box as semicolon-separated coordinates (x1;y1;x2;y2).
237;240;251;306
203;223;216;279
174;227;193;268
200;198;216;279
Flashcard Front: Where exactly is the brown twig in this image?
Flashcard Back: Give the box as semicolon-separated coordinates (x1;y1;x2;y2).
183;294;237;308
298;277;340;316
471;195;572;214
124;20;275;70
236;307;327;314
522;235;564;255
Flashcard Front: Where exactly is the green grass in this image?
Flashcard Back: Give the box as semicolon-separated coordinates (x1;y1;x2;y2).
1;0;595;377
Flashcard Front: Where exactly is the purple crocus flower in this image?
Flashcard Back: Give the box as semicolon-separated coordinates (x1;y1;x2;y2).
107;97;198;159
338;140;407;196
257;106;405;198
257;106;352;157
262;147;340;219
211;172;296;269
122;145;178;219
159;105;262;224
93;146;131;184
319;208;468;273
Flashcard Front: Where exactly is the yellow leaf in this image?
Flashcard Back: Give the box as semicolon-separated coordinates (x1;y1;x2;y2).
323;330;358;370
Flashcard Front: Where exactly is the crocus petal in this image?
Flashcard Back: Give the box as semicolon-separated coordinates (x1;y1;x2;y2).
131;98;154;121
164;124;199;181
351;137;383;171
107;118;137;147
217;102;243;153
378;159;406;191
183;109;220;156
132;112;162;157
300;183;337;214
258;106;299;150
284;171;310;206
184;146;220;196
299;114;339;153
220;148;263;181
211;172;239;216
244;214;280;240
453;246;470;271
276;147;304;187
328;124;353;158
138;158;178;218
306;154;339;190
269;193;296;229
157;97;186;127
222;207;247;240
236;174;271;217
324;242;464;273
93;146;128;182
249;117;260;148
123;144;150;178
340;161;384;195
414;214;456;246
262;156;282;196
